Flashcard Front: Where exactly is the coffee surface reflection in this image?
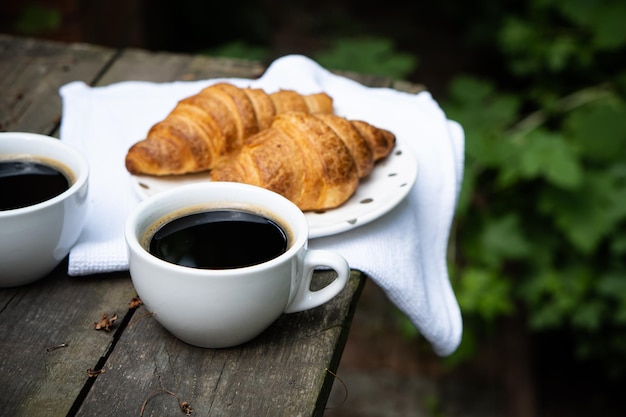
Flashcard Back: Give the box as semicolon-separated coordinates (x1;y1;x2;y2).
0;160;70;211
149;209;288;269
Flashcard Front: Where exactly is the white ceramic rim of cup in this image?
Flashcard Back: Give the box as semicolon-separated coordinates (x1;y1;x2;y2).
125;181;309;276
0;131;90;217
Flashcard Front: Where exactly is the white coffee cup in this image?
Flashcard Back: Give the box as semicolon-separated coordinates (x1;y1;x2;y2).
0;132;89;287
125;182;350;348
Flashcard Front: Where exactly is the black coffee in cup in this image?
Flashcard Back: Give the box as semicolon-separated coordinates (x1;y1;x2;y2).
0;160;71;211
149;209;288;269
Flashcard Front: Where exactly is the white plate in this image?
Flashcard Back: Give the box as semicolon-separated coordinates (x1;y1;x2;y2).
131;142;418;239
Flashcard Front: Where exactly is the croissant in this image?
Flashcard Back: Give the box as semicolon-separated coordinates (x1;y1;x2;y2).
125;83;334;176
209;112;396;211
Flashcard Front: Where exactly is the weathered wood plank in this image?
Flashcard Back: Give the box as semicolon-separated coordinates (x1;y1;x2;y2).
333;70;396;89
392;79;427;94
0;34;116;134
334;70;428;93
0;35;139;417
95;48;265;85
74;271;364;417
0;264;138;417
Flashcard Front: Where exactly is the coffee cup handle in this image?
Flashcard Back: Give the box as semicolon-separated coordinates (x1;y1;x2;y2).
284;249;350;313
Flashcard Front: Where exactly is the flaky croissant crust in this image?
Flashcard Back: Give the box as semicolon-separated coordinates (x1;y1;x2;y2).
209;111;395;211
125;82;334;176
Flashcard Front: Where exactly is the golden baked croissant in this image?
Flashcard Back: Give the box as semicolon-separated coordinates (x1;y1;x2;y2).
125;83;333;176
209;112;396;211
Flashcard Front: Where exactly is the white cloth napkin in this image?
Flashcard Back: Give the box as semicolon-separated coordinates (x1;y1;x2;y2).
59;55;464;356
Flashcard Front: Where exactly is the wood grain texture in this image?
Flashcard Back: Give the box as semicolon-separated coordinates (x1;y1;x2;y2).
0;264;138;417
0;34;115;135
0;35;138;417
75;271;364;417
95;48;266;86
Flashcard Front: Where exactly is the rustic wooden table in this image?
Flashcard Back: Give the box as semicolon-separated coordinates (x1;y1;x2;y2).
0;34;424;417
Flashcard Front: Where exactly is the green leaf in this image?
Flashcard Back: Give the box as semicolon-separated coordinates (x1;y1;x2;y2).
479;213;531;267
546;36;578;72
444;76;520;168
564;98;626;163
14;4;61;35
499;17;537;56
571;300;606;330
596;272;626;303
203;40;269;62
313;37;418;80
555;0;598;26
538;169;626;252
446;77;520;128
591;4;626;49
447;75;494;104
455;164;476;215
498;130;583;189
456;268;514;321
610;232;626;255
520;266;595;330
519;269;567;329
558;0;626;49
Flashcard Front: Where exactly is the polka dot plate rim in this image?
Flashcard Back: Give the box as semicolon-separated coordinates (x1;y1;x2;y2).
130;142;418;239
